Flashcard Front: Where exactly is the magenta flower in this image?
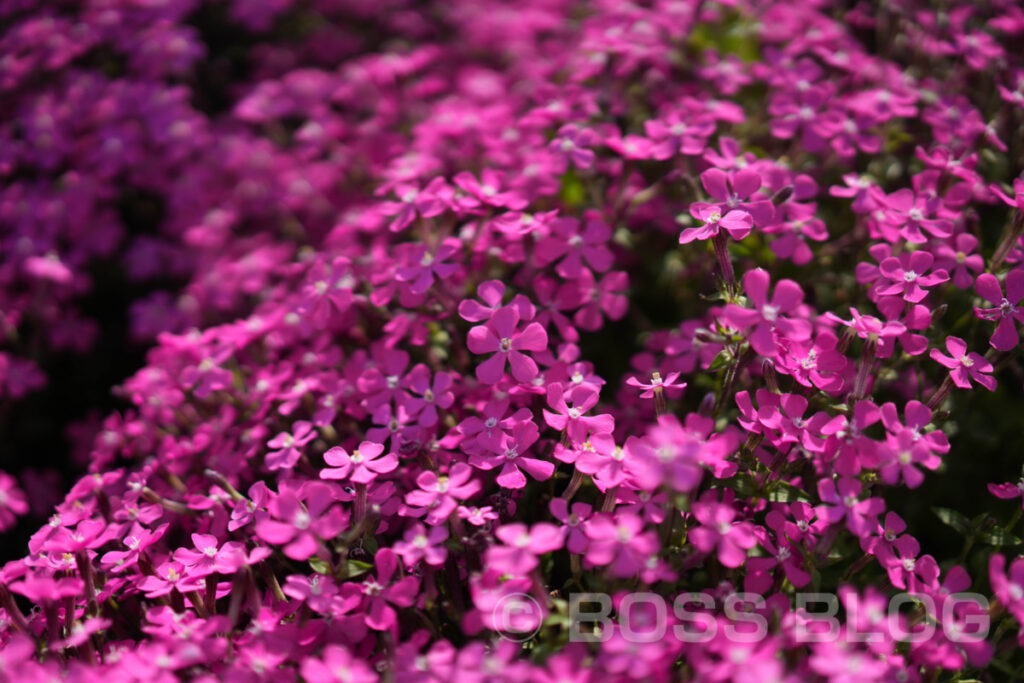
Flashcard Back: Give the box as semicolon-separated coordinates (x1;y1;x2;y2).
393;523;448;568
990;554;1024;624
930;336;996;391
265;420;316;471
136;560;204;599
988;477;1024;510
689;498;757;568
403;365;455;428
378;178;448;233
678;203;753;244
340;549;418;632
100;521;169;573
534;213;613;279
815;477;884;537
583;512;660;578
395;238;462;295
404;462;481;525
298;257;355;326
300;644;378;683
699;167;774;225
722;268;810;357
991;176;1024;211
453;169;527;210
625;370;686;398
883;535;939;591
549;498;592;554
875;250;949;303
974;270;1024;351
255;483;346;560
878;429;938;489
467;304;548;384
470;420;554;489
827;307;907;358
542;384;610;444
321;441;398;484
644;112;716;158
934;233;984;289
572;269;628;332
0;471;28;532
8;574;84;603
173;533;269;577
548;124;596;172
876;187;953;243
746;533;810;591
485;522;565;573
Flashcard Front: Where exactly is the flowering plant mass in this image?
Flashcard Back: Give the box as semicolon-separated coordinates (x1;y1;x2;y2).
2;0;1024;680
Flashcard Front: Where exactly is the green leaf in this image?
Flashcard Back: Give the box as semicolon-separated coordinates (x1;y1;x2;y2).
977;528;1022;547
708;350;732;372
766;482;811;503
345;560;374;578
932;507;970;535
308;557;331;575
559;169;586;207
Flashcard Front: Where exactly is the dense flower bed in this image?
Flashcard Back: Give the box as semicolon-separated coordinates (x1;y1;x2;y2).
2;0;1024;680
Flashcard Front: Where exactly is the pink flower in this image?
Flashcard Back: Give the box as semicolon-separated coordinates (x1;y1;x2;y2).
467;304;548;384
699;167;774;225
991;176;1024;211
549;499;592;554
678;203;753;244
974;270;1024;351
378;178;448;233
583;512;660;578
392;523;448;568
548;124;596;171
534;213;613;278
300;644;378;683
571;269;628;332
404;462;481;525
827;307;907;358
173;533;270;577
875;251;949;303
815;477;884;538
990;554;1024;624
100;522;169;573
298;257;355;325
453;169;527;210
135;560;203;598
485;522;565;573
542;384;611;444
470;420;554;489
8;574;84;603
934;233;984;289
882;535;939;591
340;549;419;632
395;238;462;295
722;268;810;357
255;483;346;560
321;441;398;484
689;498;757;568
988;476;1024;509
625;370;686;399
265;421;316;471
930;336;996;391
875;187;953;243
0;471;28;532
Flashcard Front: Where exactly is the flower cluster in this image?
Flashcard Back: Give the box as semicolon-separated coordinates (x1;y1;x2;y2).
2;0;1024;681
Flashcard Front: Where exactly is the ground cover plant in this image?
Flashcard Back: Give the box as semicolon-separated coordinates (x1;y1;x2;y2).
2;0;1024;680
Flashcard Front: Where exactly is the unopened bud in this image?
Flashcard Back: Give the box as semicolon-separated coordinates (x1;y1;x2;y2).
771;185;794;205
699;392;716;417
